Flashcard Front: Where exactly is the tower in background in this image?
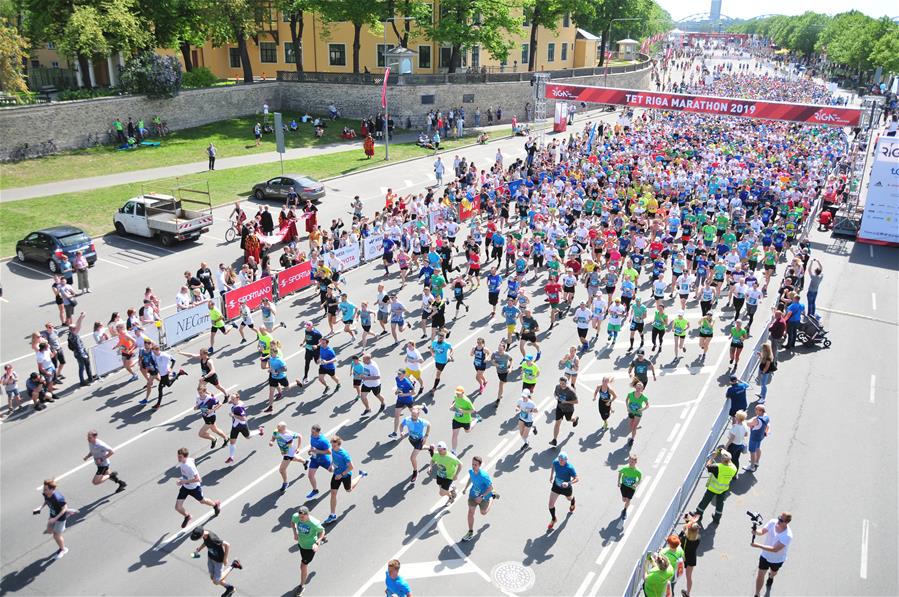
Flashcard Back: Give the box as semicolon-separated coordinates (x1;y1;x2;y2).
710;0;722;22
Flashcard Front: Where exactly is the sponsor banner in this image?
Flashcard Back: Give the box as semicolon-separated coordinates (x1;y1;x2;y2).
92;326;160;377
363;233;385;261
162;302;211;347
544;84;862;127
223;276;274;319
327;243;361;272
858;137;899;245
428;209;445;233
277;261;312;297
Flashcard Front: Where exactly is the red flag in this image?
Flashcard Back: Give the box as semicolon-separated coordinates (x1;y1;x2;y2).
381;67;390;109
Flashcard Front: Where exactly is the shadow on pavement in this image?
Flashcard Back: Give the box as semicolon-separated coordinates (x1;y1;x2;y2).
521;516;570;565
0;553;55;593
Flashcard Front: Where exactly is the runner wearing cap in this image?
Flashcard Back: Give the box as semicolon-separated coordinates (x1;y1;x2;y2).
547;452;578;531
515;389;539;449
520;354;540;394
398;405;431;484
290;506;325;596
325;435;367;524
618;454;642;519
593;376;618;431
189;526;243;597
627;350;656;388
450;386;479;454
429;441;461;505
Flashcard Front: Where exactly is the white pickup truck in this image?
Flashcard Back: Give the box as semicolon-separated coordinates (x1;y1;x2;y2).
113;193;213;247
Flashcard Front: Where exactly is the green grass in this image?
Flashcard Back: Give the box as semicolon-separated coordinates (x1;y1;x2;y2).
0;113;361;190
0;136;473;258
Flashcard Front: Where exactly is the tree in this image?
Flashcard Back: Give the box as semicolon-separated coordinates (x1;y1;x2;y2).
419;0;522;73
312;0;386;74
522;0;582;72
573;0;646;67
205;0;265;83
384;0;430;48
140;0;208;71
784;12;829;57
22;0;150;88
869;25;899;76
0;18;28;93
278;0;313;73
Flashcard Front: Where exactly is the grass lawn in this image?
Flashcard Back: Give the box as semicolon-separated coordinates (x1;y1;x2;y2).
0;113;362;190
0;136;474;258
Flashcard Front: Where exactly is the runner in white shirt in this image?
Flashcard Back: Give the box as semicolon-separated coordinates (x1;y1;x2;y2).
174;447;220;529
269;422;307;493
591;295;608;342
404;343;425;396
572;303;592;352
515;389;539;448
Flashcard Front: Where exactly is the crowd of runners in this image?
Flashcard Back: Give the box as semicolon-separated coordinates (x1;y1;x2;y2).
11;45;849;597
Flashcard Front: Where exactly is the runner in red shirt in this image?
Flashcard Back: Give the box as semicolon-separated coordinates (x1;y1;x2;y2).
544;277;562;329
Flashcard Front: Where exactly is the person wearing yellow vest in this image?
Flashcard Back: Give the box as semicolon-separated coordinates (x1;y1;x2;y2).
520;355;540;394
255;327;273;371
207;300;237;355
691;449;737;523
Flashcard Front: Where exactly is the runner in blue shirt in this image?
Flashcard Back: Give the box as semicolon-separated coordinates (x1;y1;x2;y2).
306;424;332;499
385;560;413;597
338;294;357;340
547;451;578;530
266;345;289;411
390;369;419;438
486;269;503;317
430;333;454;391
462;456;497;541
316;338;340;393
501;299;520;343
324;435;367;524
399;405;431;484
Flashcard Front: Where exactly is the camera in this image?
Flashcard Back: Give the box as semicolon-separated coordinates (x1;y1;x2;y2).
707;444;726;460
746;510;764;539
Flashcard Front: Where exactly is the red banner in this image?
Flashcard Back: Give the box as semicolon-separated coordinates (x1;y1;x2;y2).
545;84;862;127
276;261;312;297
223;276;274;319
381;67;390;109
459;194;481;221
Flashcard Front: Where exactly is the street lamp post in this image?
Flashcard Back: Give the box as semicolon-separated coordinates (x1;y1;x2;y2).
382;16;417;161
604;17;643;87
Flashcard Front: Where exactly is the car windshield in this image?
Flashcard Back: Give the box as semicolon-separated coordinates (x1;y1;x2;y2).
58;233;90;247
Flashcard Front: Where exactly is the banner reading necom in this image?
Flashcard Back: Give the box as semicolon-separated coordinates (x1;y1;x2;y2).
545;84;862;127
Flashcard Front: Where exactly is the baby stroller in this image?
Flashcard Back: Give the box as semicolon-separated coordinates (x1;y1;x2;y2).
796;315;831;348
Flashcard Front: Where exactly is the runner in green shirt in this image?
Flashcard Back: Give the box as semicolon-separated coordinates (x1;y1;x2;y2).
430;441;462;504
207;300;236;354
626;383;649;445
255;329;273;370
729;320;749;371
450;386;478;453
618;454;642;519
291;506;325;595
701;223;717;246
672;312;690;357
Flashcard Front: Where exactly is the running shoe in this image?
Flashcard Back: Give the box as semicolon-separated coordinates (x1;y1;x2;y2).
621;508;627;520
138;399;149;405
448;487;457;504
359;471;368;478
572;416;579;428
305;489;319;499
569;500;576;513
225;457;234;464
547;519;556;531
323;514;338;524
388;432;398;438
532;426;538;435
221;587;235;597
280;483;288;493
422;404;429;414
549;439;557;446
361;409;371;416
258;426;264;436
115;481;127;493
181;514;192;528
231;559;243;570
210;438;217;449
303;460;309;471
295;584;305;596
129;374;139;382
55;547;69;559
410;471;418;483
535;351;542;361
461;531;474;542
213;501;221;517
428;444;435;457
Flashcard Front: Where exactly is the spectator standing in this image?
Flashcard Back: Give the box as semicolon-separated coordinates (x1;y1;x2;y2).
254;122;262;147
73;250;90;293
113;118;125;143
757;342;776;403
58;254;74;286
127;117;135;139
744;404;769;472
783;294;805;350
207;143;216;171
725;375;749;422
806;259;823;317
767;309;786;360
679;513;702;597
67;313;95;386
691;449;737;524
751;512;793;597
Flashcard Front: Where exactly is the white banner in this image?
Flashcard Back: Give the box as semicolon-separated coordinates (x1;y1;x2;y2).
363;233;384;261
163;302;211;347
428;209;445;233
858;137;899;245
90;326;160;378
326;243;361;272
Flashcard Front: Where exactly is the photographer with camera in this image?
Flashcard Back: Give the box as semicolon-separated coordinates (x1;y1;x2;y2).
642;551;674;597
751;512;793;597
690;448;737;524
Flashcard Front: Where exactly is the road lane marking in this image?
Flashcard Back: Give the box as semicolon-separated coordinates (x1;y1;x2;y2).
35;384;240;490
816;307;897;326
97;257;129;269
435;518;492;583
871;293;877;311
8;261;53;278
665;423;681;443
155;418;350;550
574;571;596;597
395;559;480;580
869;375;875;404
860;518;869;579
487;436;514;459
579;366;717;383
100;236;176;254
587;342;729;596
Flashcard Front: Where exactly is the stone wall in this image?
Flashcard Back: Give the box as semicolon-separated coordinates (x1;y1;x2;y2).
0;82;282;159
0;66;649;161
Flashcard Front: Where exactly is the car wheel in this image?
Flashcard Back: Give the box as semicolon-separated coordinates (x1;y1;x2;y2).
15;249;26;262
47;259;58;273
159;233;175;247
255;189;265;201
114;222;126;235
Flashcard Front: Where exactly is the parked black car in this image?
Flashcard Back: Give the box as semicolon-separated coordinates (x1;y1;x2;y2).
15;226;97;273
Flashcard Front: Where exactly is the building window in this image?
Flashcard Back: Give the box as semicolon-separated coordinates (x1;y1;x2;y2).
47;42;55;50
561;42;568;62
377;43;396;68
30;59;40;69
260;42;277;63
439;47;452;68
329;44;346;66
563;13;570;27
521;43;529;65
229;47;241;68
547;42;555;62
284;41;301;64
471;46;480;69
51;61;60;68
418;45;431;69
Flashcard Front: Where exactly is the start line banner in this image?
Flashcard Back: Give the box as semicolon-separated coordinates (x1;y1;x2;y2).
544;83;862;127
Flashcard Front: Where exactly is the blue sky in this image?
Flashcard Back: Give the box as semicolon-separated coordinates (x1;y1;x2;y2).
657;0;897;21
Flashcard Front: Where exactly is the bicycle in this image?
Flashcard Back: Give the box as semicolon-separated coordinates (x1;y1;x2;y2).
85;131;107;147
38;139;58;156
224;219;241;243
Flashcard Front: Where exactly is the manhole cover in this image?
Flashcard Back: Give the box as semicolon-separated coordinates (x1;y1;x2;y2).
491;561;535;593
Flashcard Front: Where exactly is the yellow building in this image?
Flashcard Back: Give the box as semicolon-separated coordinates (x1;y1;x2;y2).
28;6;599;85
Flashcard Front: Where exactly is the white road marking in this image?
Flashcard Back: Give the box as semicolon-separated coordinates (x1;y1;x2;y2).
587;343;729;596
871;293;877;311
0;296;8;302
665;423;682;443
860;518;869;579
573;570;596;597
97;257;129;269
394;558;480;580
155;418;349;549
652;448;666;467
869;374;876;404
35;384;239;490
580;365;717;383
435;518;492;582
679;406;690;419
8;261;53;277
351;394;554;597
101;236;176;254
487;436;514;459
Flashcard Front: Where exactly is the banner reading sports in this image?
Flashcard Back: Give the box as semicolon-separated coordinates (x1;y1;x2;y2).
545;84;862;127
223;276;274;318
276;261;312;297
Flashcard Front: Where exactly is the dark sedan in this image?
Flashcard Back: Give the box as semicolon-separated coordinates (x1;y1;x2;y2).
251;174;326;203
15;226;97;273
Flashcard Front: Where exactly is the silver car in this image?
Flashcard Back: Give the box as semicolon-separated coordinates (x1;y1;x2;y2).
252;174;325;202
